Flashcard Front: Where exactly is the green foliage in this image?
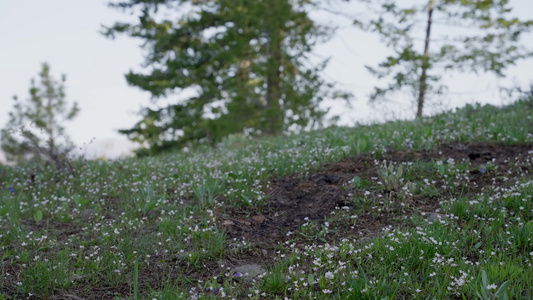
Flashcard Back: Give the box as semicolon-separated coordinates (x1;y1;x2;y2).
104;0;350;155
0;63;79;167
474;270;510;300
262;259;289;293
192;176;224;205
1;98;532;298
356;0;533;117
141;184;158;216
133;259;139;300
32;209;43;223
20;250;73;297
377;161;404;191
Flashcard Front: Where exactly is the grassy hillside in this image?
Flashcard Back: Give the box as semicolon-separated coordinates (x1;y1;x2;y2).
1;100;532;299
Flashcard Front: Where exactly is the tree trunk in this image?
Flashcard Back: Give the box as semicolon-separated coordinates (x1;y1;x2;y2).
265;3;283;135
417;0;435;118
265;50;281;134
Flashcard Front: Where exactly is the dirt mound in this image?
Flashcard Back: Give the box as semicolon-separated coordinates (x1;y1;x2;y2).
223;143;533;242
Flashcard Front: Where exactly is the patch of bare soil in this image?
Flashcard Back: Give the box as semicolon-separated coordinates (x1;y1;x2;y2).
223;143;533;243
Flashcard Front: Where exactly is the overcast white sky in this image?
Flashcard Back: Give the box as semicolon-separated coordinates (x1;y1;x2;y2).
1;0;532;161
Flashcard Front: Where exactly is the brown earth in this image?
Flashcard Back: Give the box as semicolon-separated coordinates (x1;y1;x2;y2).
223;142;533;243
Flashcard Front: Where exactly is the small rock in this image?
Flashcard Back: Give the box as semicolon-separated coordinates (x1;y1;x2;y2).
234;264;266;280
427;213;447;222
78;209;96;221
261;249;268;257
217;259;226;267
252;215;266;223
222;220;234;226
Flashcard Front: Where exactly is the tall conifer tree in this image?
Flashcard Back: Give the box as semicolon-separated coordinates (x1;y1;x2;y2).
104;0;348;155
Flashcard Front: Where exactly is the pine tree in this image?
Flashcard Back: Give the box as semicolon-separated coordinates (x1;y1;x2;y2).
355;0;533;117
1;63;79;166
103;0;349;155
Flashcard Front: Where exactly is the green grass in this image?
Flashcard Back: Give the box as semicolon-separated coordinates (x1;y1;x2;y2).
0;100;532;299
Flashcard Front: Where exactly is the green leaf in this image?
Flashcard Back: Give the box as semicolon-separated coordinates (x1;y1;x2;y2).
355;137;368;154
133;259;139;300
145;185;154;200
353;176;362;188
1;250;11;261
33;209;43;222
308;273;315;287
494;280;510;299
143;199;157;215
239;194;251;205
481;270;488;287
0;205;9;217
474;291;484;300
423;126;432;137
524;220;533;233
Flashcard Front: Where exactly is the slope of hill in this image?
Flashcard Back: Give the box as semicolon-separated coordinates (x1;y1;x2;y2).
0;100;532;299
